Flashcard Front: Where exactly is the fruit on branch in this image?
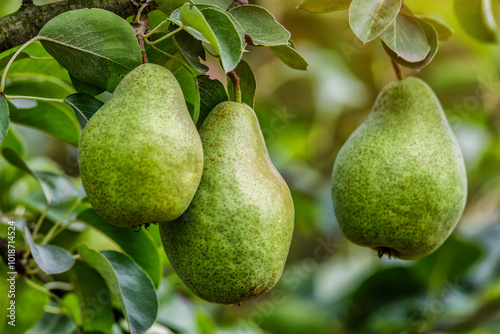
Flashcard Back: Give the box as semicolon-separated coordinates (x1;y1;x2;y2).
160;101;294;304
79;64;203;227
331;77;467;260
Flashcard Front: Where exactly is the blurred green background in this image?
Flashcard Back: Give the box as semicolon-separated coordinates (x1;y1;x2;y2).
1;0;500;333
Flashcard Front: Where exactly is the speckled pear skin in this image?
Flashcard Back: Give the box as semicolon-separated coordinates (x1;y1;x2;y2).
331;77;467;260
160;101;294;304
78;64;203;227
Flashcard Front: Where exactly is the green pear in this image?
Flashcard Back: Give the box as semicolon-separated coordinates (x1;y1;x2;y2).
79;64;203;227
160;101;294;304
331;77;467;260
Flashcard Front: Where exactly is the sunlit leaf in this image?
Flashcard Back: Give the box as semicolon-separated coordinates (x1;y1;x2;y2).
381;13;431;63
171;3;245;72
349;0;402;43
383;19;438;71
229;5;291;46
0;52;29;70
270;43;309;71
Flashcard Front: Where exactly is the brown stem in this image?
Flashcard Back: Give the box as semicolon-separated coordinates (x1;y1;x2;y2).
133;14;150;63
391;59;404;81
0;0;136;53
227;0;248;10
227;70;242;104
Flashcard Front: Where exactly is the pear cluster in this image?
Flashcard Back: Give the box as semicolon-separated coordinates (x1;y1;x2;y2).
78;64;295;304
331;77;467;260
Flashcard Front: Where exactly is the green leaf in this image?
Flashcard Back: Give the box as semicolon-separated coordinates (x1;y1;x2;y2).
173;66;200;121
0;124;24;155
383;18;438;71
78;245;158;334
27;311;75;334
421;17;453;41
270;43;309;71
64;93;104;128
229;5;291;46
77;208;162;288
71;260;114;333
8;100;80;147
298;0;352;13
0;266;49;334
349;0;402;43
69;74;104;96
196;75;228;127
227;60;256;108
38;8;143;92
173;3;245;72
2;148;77;205
172;30;209;73
24;227;75;274
0;52;29;70
0;98;9;145
381;13;431;62
454;0;497;43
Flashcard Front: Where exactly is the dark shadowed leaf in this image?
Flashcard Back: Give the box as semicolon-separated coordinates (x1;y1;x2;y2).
0;262;49;334
172;30;209;73
71;260;114;333
381;13;430;62
349;0;402;43
24;227;75;274
78;245;158;334
0;98;9;145
196;75;228;127
69;74;104;96
2;148;77;205
77;208;162;288
38;8;143;92
227;60;256;108
64;93;104;128
298;0;352;13
230;5;291;46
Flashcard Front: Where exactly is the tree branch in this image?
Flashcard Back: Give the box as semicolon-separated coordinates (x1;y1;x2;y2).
227;0;248;10
0;0;136;54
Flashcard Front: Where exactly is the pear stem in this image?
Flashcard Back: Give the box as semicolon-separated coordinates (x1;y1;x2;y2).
391;59;404;81
227;70;242;104
143;18;170;38
41;198;82;245
4;95;65;103
133;0;150;25
145;25;185;46
0;36;40;93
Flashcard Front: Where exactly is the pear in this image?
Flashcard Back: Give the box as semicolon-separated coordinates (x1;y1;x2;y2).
160;101;294;304
331;77;467;260
78;64;203;227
